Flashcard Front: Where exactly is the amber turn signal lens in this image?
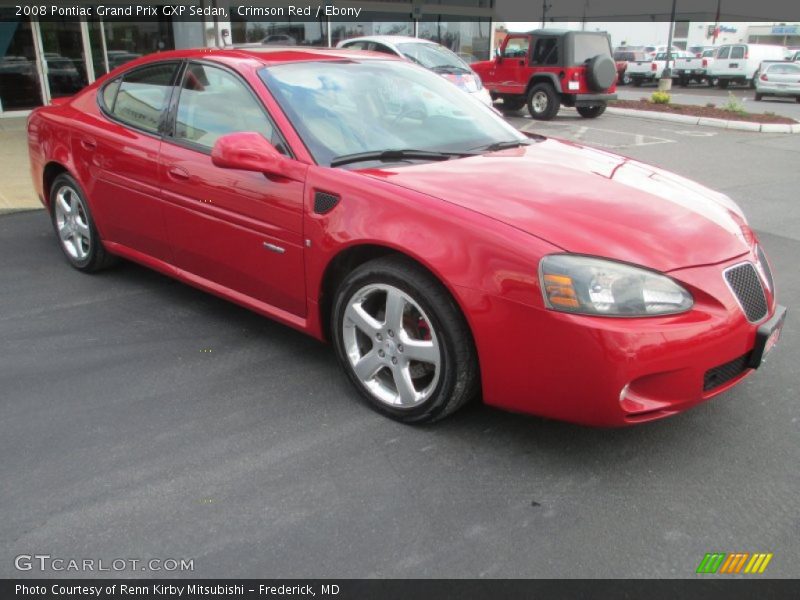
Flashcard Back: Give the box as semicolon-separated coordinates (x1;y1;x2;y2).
543;274;580;308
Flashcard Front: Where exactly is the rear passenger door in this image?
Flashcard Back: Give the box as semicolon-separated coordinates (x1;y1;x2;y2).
88;62;179;261
159;61;307;316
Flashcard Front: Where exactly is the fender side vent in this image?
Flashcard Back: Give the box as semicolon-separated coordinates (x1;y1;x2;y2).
314;191;340;215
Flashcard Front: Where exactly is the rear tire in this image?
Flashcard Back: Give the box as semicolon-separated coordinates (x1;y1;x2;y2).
754;92;763;101
49;173;117;272
718;79;729;89
526;82;560;120
632;78;642;87
332;255;479;424
576;104;606;118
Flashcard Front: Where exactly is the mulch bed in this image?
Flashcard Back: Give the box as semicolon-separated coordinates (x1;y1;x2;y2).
609;98;798;124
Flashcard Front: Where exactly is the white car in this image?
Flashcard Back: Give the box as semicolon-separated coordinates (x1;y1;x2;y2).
336;35;493;107
755;61;800;101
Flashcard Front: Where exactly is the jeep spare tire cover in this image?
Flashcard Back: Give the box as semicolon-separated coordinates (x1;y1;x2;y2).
586;54;616;91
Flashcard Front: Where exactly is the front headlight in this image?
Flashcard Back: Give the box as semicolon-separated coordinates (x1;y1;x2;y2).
539;255;693;316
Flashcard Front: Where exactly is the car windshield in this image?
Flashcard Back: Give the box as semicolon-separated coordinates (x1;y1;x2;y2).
394;42;470;72
260;60;526;167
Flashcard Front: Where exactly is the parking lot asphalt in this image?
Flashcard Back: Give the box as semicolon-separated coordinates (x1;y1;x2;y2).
2;113;799;578
617;84;800;121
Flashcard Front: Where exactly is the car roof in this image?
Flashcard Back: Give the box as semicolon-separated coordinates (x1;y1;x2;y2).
338;35;435;47
523;29;606;36
107;46;401;72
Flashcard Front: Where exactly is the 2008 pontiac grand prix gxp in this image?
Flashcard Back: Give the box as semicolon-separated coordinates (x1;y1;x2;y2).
27;47;786;426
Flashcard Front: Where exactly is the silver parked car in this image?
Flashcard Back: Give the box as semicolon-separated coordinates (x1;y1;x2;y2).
755;61;800;101
336;35;493;107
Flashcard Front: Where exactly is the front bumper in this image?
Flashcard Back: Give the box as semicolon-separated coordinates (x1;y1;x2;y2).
472;87;494;107
460;252;783;426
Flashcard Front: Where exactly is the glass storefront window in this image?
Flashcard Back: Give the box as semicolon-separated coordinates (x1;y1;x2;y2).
0;14;43;111
418;17;491;62
39;18;90;98
101;19;174;72
230;19;327;46
330;13;413;46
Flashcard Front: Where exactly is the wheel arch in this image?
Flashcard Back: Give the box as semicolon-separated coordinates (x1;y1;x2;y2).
318;243;478;355
525;73;562;95
42;161;71;211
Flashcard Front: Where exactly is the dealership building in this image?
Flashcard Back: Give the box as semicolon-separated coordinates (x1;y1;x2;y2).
0;0;494;116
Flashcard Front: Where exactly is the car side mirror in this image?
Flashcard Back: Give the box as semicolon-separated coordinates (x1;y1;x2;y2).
211;132;285;175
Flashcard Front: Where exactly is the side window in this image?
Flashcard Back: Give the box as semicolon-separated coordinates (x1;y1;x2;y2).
369;43;397;56
343;42;366;50
531;38;558;65
502;37;530;59
174;63;281;152
111;63;177;133
717;46;730;59
730;46;745;59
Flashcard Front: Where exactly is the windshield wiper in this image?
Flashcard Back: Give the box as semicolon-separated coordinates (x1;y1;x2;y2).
330;149;475;168
469;139;533;152
430;65;472;74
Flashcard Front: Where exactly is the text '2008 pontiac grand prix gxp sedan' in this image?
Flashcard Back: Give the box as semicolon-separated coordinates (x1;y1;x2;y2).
27;47;786;426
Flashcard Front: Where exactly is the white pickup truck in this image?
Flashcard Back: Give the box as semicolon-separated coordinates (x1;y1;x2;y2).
674;48;718;86
627;51;695;86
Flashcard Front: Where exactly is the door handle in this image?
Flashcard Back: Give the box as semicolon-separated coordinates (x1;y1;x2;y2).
80;138;97;151
167;166;190;180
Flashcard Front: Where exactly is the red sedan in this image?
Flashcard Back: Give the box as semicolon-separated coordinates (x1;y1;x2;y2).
27;48;785;426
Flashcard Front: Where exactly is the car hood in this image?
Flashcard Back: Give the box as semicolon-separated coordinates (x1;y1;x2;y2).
358;138;751;272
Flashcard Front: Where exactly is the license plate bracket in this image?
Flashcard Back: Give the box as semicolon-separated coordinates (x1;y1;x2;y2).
748;305;787;368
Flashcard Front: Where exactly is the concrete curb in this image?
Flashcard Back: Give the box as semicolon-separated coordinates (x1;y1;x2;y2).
606;106;799;133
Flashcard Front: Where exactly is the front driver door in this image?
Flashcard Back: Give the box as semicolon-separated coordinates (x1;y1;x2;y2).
491;35;531;95
159;61;307;316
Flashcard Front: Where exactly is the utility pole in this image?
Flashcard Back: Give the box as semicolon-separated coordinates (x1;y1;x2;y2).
541;0;550;28
582;0;589;31
713;0;722;44
660;0;678;90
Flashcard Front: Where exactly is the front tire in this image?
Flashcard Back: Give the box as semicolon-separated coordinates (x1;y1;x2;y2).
500;96;526;113
576;104;606;118
49;173;116;272
527;83;560;120
332;256;478;423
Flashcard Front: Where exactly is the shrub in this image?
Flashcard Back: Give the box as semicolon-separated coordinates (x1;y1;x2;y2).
651;91;671;104
723;92;747;115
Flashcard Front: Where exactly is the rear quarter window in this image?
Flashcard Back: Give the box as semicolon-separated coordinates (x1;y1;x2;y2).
101;77;121;110
109;62;177;133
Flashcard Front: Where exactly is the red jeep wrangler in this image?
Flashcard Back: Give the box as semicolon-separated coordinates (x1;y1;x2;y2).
472;29;618;120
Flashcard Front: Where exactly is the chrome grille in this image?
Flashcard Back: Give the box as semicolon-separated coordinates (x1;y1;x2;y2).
724;263;768;322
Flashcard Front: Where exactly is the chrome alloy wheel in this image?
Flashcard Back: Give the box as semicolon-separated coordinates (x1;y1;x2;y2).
54;185;91;261
342;283;441;408
531;90;549;114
